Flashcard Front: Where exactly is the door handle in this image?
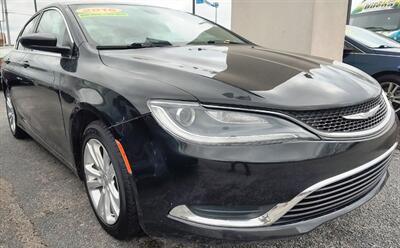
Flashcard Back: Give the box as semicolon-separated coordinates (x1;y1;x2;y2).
23;60;30;68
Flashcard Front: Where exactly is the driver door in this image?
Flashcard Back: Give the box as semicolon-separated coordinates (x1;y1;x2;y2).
22;9;74;161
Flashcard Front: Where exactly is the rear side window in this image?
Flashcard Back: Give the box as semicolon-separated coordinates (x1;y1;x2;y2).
17;14;40;50
36;9;70;47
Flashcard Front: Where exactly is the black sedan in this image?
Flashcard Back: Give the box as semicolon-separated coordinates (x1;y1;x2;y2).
2;2;399;241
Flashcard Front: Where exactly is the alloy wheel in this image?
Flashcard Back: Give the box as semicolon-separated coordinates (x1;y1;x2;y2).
84;139;120;225
5;91;16;133
381;82;400;113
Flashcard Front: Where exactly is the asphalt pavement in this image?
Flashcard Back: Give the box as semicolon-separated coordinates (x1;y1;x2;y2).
0;93;399;248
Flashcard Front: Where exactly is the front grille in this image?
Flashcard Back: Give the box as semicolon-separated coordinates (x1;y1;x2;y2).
287;95;387;133
273;154;392;226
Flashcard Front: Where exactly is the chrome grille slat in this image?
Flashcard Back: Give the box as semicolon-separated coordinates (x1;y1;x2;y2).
312;156;390;193
278;175;382;219
287;95;387;133
289;170;386;211
303;160;389;201
275;187;371;224
297;167;387;207
272;152;393;226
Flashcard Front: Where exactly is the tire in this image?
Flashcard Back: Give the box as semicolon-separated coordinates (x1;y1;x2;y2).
376;74;400;115
4;89;28;139
81;120;142;240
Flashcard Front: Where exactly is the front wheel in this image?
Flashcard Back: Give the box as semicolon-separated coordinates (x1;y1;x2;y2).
82;121;141;239
5;89;28;139
377;74;400;115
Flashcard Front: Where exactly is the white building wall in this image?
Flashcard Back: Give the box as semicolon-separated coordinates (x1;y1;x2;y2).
231;0;349;60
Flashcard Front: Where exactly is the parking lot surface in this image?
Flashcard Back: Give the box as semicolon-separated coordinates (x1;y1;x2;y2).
0;93;399;248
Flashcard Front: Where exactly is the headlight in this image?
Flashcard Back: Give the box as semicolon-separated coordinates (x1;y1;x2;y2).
147;100;318;145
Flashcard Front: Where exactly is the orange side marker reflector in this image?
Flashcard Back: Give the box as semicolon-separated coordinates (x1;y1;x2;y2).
115;139;132;174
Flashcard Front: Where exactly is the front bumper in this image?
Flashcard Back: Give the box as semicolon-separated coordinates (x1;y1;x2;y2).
113;113;398;241
166;172;390;240
168;142;396;227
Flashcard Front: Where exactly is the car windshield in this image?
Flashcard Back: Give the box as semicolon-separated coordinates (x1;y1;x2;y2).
346;25;400;49
350;10;400;31
71;4;247;48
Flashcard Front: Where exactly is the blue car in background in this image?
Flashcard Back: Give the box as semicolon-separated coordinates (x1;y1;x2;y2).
389;30;400;42
344;25;400;114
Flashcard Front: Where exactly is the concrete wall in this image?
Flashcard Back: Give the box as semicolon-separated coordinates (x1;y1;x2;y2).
231;0;349;60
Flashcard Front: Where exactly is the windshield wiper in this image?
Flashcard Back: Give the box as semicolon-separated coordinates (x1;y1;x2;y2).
188;40;243;45
141;38;173;47
364;26;393;32
206;40;243;44
97;45;138;50
376;45;396;49
97;38;172;50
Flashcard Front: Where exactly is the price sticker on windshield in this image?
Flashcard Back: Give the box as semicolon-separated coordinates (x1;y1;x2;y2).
77;8;128;18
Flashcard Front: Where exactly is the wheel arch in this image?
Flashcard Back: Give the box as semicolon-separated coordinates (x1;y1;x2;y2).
372;71;400;81
68;95;147;180
70;105;107;179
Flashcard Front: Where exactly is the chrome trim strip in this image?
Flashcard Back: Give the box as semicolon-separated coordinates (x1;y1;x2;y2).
15;7;74;56
44;7;74;44
344;41;366;54
202;92;395;140
168;142;397;228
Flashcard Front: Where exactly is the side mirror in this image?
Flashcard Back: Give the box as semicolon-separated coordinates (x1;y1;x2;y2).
19;33;72;56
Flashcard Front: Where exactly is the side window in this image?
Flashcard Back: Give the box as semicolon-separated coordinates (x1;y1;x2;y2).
17;15;40;50
36;10;71;47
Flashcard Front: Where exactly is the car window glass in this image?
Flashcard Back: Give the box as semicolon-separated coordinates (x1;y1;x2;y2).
346;25;400;49
37;10;70;47
17;14;40;50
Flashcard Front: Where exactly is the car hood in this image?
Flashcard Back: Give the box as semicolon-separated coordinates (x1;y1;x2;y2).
99;45;381;110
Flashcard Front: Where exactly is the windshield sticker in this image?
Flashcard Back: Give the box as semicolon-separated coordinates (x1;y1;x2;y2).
352;0;400;14
77;8;128;18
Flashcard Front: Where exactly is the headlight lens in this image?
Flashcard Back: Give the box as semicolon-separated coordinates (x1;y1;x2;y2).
148;100;318;145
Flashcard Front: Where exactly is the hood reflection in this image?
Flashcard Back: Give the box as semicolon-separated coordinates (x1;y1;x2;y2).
100;45;382;110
